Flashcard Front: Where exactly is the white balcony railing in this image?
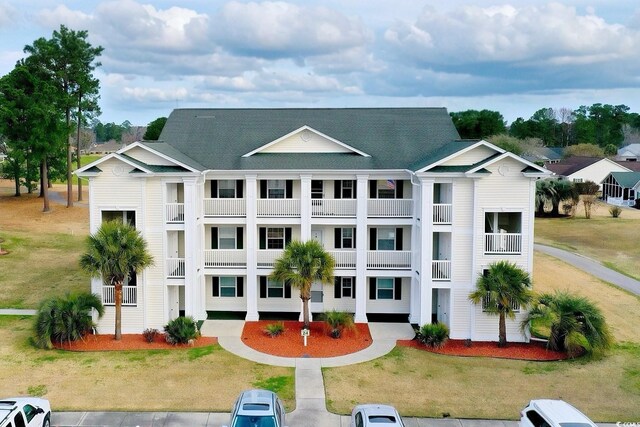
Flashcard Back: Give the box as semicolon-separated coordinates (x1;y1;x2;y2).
367;199;413;217
204;198;246;217
329;250;357;269
311;199;357;217
257;199;301;217
432;260;451;281
165;203;184;223
204;249;247;267
367;250;412;269
257;249;284;267
484;233;522;254
102;285;137;306
167;258;185;278
433;204;452;224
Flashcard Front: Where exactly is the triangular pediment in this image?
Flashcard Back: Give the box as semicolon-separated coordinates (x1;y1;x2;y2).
242;126;370;157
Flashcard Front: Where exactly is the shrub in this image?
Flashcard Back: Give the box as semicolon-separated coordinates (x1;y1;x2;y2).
264;322;285;337
323;310;355;338
142;328;159;343
635;198;640;210
164;316;199;345
416;323;450;348
34;292;104;349
609;206;622;218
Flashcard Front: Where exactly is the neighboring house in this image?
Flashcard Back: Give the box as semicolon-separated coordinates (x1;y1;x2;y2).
522;146;563;164
75;108;550;342
89;140;125;154
616;143;640;162
601;172;640;206
545;156;631;189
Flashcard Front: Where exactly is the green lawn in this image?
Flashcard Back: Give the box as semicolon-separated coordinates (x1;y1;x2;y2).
0;316;295;412
535;204;640;280
0;230;90;308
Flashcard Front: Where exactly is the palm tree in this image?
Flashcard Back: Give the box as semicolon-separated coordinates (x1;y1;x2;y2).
535;179;556;216
80;220;153;340
270;240;334;329
34;292;104;349
522;291;613;358
469;261;533;347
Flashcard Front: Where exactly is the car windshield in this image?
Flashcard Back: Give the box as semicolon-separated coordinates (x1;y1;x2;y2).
232;415;277;427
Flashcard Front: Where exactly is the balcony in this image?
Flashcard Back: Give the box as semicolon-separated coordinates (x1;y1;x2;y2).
257;199;300;217
257;249;284;267
102;285;137;306
204;250;247;268
433;204;452;224
432;260;451;281
311;199;357;217
367;250;411;269
368;199;413;217
167;258;185;278
328;250;356;269
166;203;184;223
204;198;246;217
484;233;522;254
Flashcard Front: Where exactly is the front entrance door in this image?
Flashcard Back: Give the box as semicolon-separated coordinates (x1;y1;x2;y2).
311;229;323;244
436;289;450;326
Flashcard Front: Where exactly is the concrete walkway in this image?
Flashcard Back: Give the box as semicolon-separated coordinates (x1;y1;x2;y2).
535;243;640;295
0;308;36;315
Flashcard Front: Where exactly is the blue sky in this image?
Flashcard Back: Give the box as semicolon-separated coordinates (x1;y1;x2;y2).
1;0;639;126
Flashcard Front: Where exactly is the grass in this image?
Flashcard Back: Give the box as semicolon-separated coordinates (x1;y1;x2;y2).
535;202;640;280
0;316;295;412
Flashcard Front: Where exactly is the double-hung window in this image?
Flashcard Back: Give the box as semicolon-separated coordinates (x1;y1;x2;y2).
218;180;236;198
220;276;237;297
377;228;395;250
267;228;285;249
377;179;396;199
311;180;324;199
267;180;286;199
218;227;237;249
341;277;354;298
377;278;394;300
341;180;354;198
267;279;284;298
341;228;354;249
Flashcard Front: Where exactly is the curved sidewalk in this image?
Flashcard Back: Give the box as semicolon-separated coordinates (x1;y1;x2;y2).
535;243;640;295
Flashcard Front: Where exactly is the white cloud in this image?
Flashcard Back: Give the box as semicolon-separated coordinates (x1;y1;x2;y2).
36;4;93;29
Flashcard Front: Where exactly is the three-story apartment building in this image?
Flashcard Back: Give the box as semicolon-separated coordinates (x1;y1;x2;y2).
76;108;549;342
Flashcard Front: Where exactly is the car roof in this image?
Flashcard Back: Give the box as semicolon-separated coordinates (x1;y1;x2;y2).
530;400;595;425
236;389;277;416
355;404;401;424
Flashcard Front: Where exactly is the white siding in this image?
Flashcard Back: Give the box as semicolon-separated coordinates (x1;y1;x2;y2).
126;146;178;166
143;177;166;329
441;145;497;166
449;287;471;339
567;159;630;188
472;304;528;342
262;131;353;154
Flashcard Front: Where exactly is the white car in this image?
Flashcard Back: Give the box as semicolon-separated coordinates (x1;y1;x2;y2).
519;399;597;427
0;397;51;427
350;404;405;427
223;389;287;427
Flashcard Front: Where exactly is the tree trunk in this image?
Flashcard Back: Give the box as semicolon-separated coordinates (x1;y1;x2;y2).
41;158;50;212
39;162;44;198
66;106;73;208
498;312;507;348
301;283;311;329
13;172;20;196
76;96;83;202
115;282;123;341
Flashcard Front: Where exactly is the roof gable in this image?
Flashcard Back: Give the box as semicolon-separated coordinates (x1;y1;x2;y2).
609;171;640;188
243;126;370;157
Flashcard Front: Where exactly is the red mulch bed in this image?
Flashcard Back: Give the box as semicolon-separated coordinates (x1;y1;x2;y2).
241;321;372;358
54;333;218;351
397;339;569;361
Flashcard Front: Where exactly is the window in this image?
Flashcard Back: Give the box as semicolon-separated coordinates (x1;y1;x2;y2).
22;404;37;423
218;227;237;249
355;412;363;427
377;179;396;199
267;180;285;199
377;278;394;300
481;289;520;313
341;277;353;298
102;210;136;226
341;228;354;249
573;178;583;183
484;212;522;234
377;228;395;250
13;412;26;427
267;228;285;249
341;180;354;198
218;180;236;198
311;180;323;199
525;410;551;427
267;279;284;298
220;277;237;297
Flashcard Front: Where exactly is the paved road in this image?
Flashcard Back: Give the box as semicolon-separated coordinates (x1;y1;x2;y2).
535;243;640;295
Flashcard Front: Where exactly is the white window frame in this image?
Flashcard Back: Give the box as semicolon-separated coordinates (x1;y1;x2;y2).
219;276;237;297
341;228;354;249
267;179;286;199
218;180;236;198
377;179;396;199
341;277;353;298
481;291;520;313
218;227;237;249
377;228;395;250
377;278;394;300
341;180;354;198
267;279;284;298
311;180;323;199
267;227;285;249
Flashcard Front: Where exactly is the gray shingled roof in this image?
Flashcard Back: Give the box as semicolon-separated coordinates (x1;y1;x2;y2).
152;108;461;171
610;172;640;188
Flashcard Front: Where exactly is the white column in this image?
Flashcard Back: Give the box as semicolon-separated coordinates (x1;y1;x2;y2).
354;175;368;323
300;175;312;241
469;178;480;340
245;175;259;321
182;176;198;317
419;178;434;325
409;176;421;323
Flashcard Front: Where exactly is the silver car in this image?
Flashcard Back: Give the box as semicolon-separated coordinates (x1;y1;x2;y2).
224;389;287;427
350;404;405;427
0;397;51;427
